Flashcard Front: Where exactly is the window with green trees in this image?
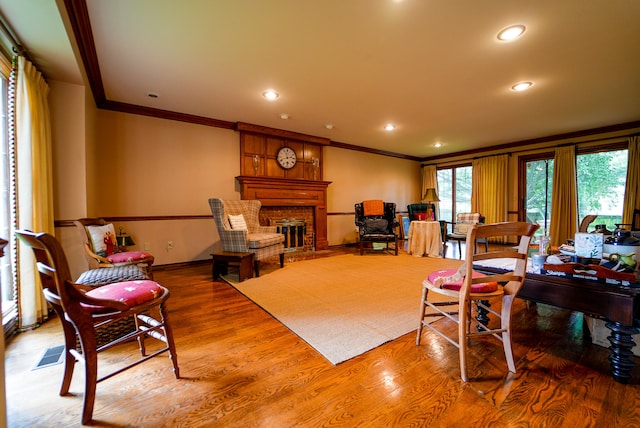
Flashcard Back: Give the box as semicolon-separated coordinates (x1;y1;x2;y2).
522;146;628;236
437;165;472;223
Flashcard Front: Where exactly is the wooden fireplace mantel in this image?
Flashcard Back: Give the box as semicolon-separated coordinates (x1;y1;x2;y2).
236;176;331;250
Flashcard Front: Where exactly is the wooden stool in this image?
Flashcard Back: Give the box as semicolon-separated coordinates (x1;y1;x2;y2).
211;251;254;282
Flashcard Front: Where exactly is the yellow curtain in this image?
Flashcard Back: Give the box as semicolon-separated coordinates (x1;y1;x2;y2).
16;56;54;329
421;165;439;217
622;136;639;225
471;155;508;242
549;146;577;247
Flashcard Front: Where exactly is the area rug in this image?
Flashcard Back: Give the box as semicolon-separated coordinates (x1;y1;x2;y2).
222;253;461;365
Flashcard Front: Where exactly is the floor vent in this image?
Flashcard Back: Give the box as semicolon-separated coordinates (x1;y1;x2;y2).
32;345;64;370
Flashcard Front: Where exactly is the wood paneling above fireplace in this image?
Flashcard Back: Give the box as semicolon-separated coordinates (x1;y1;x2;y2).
236;176;331;250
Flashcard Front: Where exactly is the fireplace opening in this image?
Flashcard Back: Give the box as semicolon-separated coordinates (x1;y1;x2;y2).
260;206;315;253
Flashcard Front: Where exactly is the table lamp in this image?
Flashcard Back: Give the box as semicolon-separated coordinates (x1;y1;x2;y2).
422;188;440;220
117;226;136;247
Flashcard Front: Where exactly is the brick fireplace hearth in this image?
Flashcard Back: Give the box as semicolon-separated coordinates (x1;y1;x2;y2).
236;176;331;251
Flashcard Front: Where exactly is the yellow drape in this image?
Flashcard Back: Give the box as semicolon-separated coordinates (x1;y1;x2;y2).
622;136;639;225
16;56;54;329
549;146;577;247
421;165;439;218
471;155;508;242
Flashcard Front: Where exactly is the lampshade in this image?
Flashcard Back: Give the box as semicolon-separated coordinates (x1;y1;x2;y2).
117;227;136;247
422;188;440;203
117;233;135;247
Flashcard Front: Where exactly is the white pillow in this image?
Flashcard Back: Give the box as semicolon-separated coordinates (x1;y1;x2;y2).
86;224;117;256
228;214;248;230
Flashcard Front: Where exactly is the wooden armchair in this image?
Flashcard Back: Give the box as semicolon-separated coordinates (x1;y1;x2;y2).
16;230;179;425
74;218;154;278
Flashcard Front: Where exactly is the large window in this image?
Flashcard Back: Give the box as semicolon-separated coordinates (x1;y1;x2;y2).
577;149;627;230
437;165;472;222
521;146;628;235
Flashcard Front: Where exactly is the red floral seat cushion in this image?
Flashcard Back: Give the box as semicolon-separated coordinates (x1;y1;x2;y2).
106;251;153;264
84;280;164;312
427;268;498;293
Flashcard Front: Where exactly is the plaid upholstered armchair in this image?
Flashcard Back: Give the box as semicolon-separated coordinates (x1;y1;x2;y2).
442;212;488;259
208;198;285;277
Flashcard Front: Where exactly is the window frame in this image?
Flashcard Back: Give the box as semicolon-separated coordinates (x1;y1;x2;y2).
437;162;472;223
517;141;629;228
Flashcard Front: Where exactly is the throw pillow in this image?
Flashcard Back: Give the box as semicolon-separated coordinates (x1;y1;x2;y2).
363;218;388;234
86;224;117;257
228;214;248;230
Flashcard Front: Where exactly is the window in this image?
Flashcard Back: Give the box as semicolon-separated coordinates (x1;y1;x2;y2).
522;156;554;236
437;165;472;222
576;149;627;230
520;145;628;236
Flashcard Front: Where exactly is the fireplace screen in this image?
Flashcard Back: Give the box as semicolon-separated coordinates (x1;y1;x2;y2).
270;218;306;251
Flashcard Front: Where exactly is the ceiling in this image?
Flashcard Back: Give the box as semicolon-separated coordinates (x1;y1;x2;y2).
1;0;639;159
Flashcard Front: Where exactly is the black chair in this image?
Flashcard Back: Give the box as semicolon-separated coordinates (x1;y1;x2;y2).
407;203;436;221
355;200;400;255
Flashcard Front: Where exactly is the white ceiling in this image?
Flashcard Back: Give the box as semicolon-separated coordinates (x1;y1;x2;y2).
1;0;640;158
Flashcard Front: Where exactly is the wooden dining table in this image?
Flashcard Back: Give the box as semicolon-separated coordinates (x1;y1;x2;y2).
477;264;640;383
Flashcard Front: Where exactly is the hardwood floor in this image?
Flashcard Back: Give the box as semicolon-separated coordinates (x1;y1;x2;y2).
5;243;640;427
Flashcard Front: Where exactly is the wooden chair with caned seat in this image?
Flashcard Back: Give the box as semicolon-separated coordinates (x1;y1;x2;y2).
416;221;539;382
16;230;179;425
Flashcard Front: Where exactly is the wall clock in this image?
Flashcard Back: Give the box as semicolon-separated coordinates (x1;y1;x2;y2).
276;146;297;169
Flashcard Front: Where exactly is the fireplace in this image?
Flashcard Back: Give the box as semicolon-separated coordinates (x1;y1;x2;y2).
269;216;310;251
236;176;331;250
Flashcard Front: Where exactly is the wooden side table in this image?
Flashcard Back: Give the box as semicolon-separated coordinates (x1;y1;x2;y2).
211;251;254;282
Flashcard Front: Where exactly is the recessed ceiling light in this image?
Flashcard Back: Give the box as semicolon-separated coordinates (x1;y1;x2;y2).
434;142;442;148
384;124;396;131
262;90;279;100
497;25;526;41
280;113;289;120
147;92;159;99
511;81;533;91
325;124;334;130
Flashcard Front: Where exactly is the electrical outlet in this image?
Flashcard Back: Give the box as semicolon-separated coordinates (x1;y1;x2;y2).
167;241;173;249
144;242;150;251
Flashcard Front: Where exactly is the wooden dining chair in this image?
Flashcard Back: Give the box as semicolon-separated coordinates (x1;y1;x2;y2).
416;221;539;382
16;230;179;425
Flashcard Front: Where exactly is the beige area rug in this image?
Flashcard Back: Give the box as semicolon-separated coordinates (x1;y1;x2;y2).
222;253;461;365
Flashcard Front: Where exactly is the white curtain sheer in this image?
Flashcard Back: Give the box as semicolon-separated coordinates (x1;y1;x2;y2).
15;56;54;329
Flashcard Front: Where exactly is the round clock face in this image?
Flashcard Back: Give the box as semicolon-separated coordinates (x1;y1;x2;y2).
276;146;297;169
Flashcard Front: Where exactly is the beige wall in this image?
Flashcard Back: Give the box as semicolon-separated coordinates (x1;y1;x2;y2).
325;147;420;245
49;81;421;277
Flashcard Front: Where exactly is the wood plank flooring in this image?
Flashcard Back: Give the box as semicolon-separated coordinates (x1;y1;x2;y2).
5;243;640;427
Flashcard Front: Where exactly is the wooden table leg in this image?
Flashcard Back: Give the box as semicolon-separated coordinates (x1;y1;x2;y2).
606;321;639;384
